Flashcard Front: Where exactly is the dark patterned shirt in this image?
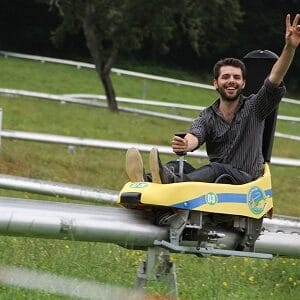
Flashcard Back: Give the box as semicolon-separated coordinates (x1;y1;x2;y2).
189;78;286;178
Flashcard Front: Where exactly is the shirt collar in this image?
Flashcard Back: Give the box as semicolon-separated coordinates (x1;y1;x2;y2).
211;95;246;115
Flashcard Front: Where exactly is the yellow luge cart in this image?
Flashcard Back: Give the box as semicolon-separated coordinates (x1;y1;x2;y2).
119;164;273;259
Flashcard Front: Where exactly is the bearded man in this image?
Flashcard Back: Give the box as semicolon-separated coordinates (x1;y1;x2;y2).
126;14;300;185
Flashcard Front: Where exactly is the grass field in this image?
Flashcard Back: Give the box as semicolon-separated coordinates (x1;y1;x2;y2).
0;56;299;299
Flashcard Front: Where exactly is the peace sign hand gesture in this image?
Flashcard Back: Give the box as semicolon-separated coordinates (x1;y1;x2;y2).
286;14;300;49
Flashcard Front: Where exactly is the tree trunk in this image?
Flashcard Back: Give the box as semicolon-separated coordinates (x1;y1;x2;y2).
94;51;118;112
99;67;118;111
81;3;119;112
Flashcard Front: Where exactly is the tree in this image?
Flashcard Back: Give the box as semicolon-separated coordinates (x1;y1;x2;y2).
44;0;242;111
168;0;243;69
237;0;300;92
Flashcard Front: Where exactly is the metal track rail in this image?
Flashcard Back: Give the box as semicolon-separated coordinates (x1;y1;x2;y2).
0;174;118;203
0;196;299;258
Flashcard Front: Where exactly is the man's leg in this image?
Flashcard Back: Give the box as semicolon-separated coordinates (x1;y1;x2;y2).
185;162;253;184
149;148;253;184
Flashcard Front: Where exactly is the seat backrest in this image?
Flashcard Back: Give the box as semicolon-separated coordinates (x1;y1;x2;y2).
242;50;279;163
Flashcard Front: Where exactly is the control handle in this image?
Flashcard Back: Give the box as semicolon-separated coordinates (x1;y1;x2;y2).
175;132;187;156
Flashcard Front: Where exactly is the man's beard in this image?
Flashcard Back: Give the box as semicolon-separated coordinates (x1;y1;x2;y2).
216;86;243;102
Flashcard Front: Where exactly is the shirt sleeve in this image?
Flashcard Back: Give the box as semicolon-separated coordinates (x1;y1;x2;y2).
189;110;209;150
252;78;286;121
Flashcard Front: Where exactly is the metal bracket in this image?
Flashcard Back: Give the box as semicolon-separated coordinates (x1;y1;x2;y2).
169;210;190;245
154;240;273;259
239;218;263;251
135;246;178;298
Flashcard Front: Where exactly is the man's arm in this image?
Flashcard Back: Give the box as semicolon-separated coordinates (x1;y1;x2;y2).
269;14;300;86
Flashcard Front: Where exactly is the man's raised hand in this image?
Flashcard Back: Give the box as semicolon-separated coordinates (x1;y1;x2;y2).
286;14;300;49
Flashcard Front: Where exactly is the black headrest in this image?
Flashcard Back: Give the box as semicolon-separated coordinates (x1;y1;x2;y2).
242;50;279;163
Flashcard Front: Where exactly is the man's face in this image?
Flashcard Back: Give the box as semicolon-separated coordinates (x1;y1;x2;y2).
213;66;246;102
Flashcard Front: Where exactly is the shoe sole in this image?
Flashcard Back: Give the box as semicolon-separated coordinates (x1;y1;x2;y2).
125;148;144;182
149;148;162;183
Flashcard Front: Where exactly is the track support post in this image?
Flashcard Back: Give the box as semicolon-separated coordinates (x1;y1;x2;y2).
135;246;178;298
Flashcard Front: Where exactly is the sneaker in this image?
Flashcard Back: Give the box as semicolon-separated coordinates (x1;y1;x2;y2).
149;147;178;184
125;148;145;182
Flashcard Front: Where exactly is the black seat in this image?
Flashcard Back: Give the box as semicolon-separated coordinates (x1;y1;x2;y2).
243;50;279;163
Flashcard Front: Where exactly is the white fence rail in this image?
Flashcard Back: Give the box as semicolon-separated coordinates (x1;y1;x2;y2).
65;93;300;123
0;51;214;90
0;88;194;122
1;89;299;141
0;53;299;166
1;129;300;167
1;51;299;105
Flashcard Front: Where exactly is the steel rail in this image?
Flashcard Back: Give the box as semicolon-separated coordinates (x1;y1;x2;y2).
0;88;194;122
0;196;299;257
1;88;300;123
1;129;299;167
64;93;300;123
263;214;300;234
0;51;299;105
275;132;300;141
64;93;208;111
0;197;168;247
0;174;299;235
0;174;118;203
1;89;300;142
1;89;300;140
0;129;207;157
